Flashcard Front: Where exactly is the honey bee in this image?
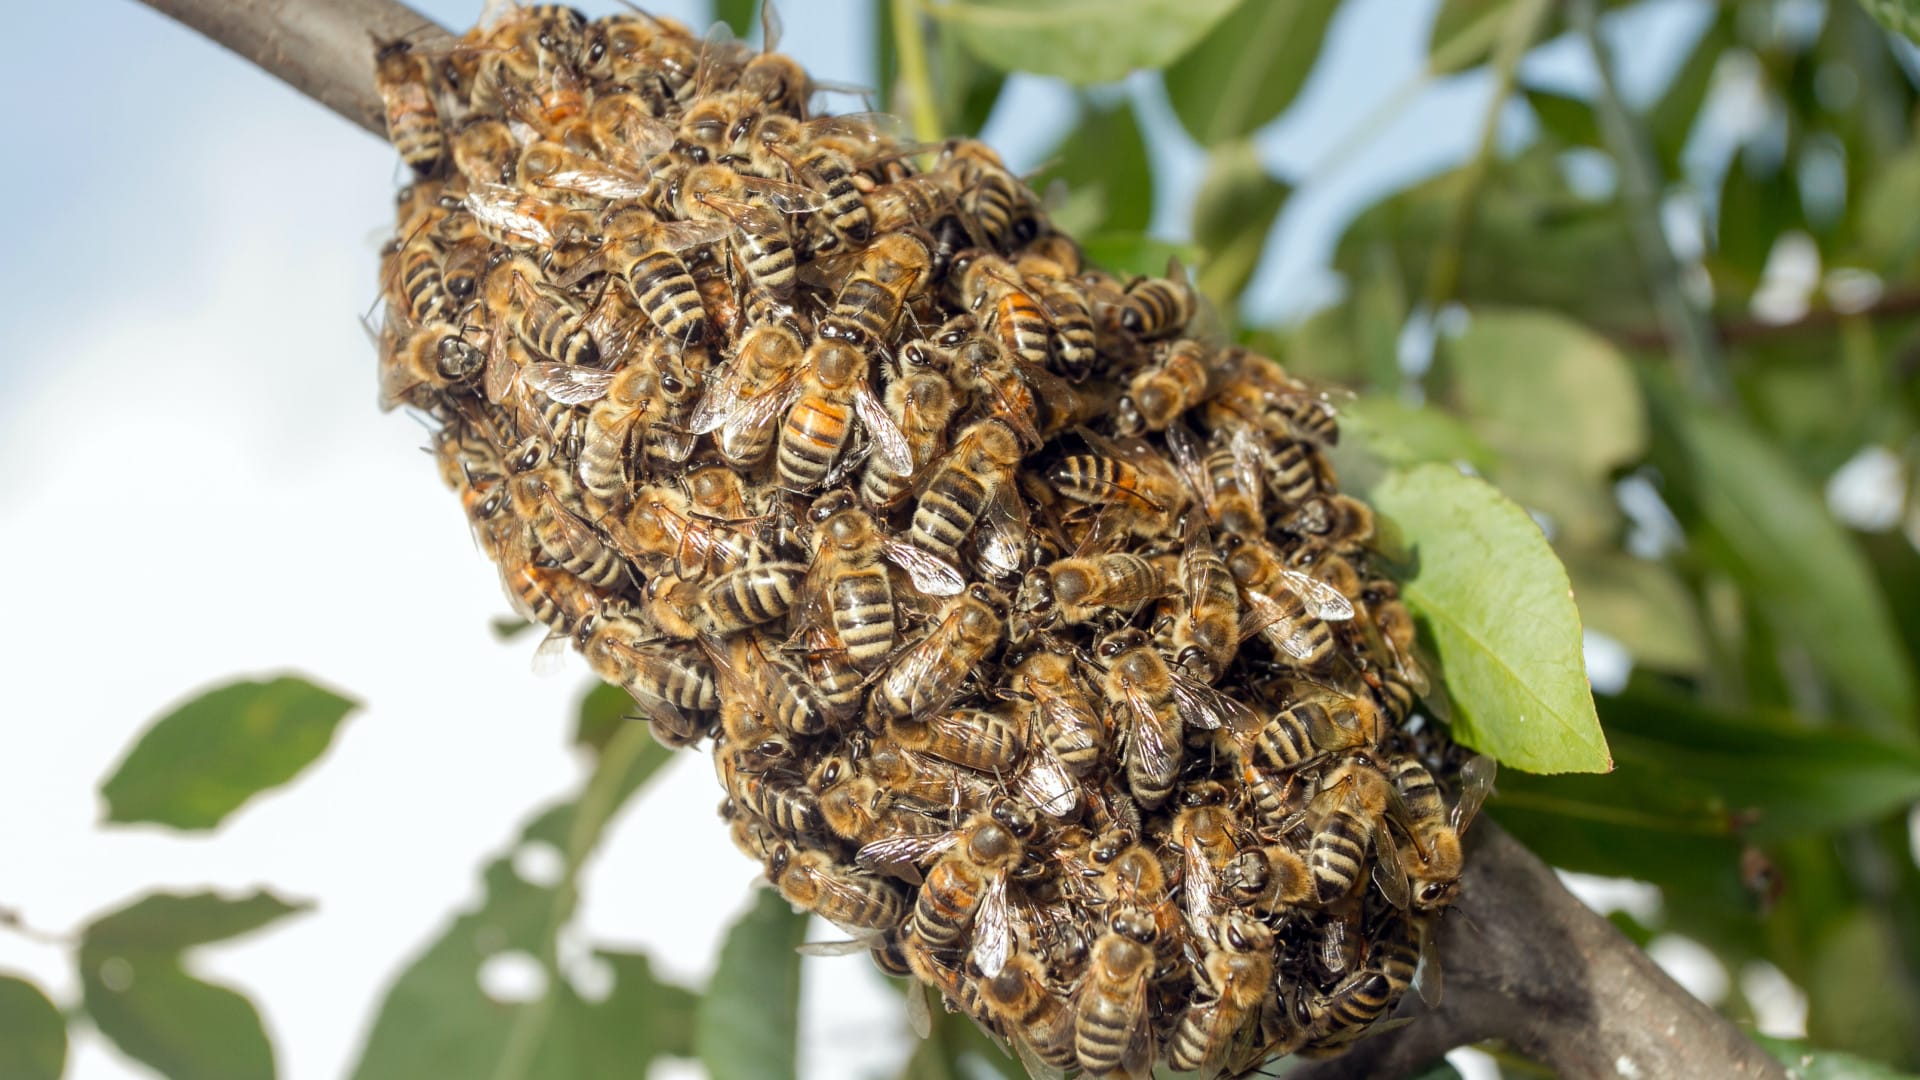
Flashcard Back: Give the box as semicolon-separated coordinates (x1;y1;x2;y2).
773;337;913;491
1155;523;1240;684
691;317;808;468
373;37;446;176
1020;553;1172;632
1305;752;1413;908
747;114;895;250
1047;431;1186;543
1014;248;1097;380
908;418;1026;564
765;841;909;933
579;10;700;101
1006;648;1105;778
858;359;958;508
1285;493;1375;555
559;200;725;347
579;612;718;746
1117;257;1196;341
1390;753;1494;914
1227;534;1353;670
809;754;942;847
953;251;1053;371
1246;684;1384;772
715;738;821;836
886;708;1022;774
1092;628;1259;810
387;225;453;326
868;584;1008;725
570;343;704;498
976;953;1079;1075
504;438;627;588
617;479;770;582
1220;840;1315;915
1358;578;1435;717
1166;913;1274;1074
800;490;964;671
378;319;487;411
865;735;997;813
865;171;961;237
1303;918;1418;1049
677;165;825;302
482;254;600;369
814;231;931;345
1073;907;1158;1078
940;139;1041;251
1170;781;1242;928
1117;339;1240;435
1241;357;1341;445
700;558;807;634
872;799;1037;980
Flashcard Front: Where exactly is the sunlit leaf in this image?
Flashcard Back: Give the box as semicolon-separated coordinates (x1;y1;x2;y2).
1331;393;1499;498
929;0;1245;85
1441;308;1647;478
1190;141;1289;311
1165;0;1340;145
1034;100;1152;236
0;975;66;1080
1755;1033;1920;1079
1564;553;1706;673
1671;404;1918;733
80;890;309;1080
1370;465;1610;773
351;725;679;1080
1858;0;1920;46
696;890;808;1080
101;675;358;831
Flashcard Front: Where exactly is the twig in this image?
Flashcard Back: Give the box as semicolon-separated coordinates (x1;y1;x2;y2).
1609;285;1920;354
1287;822;1787;1080
130;0;448;140
1571;0;1730;405
891;0;946;145
115;6;1791;1078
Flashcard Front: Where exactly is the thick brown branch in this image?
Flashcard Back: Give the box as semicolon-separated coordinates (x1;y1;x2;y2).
1288;822;1786;1080
131;0;449;139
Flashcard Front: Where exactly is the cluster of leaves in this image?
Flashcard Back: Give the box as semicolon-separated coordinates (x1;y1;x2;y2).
12;0;1920;1077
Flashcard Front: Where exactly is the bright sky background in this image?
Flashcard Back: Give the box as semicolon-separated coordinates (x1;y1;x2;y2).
0;2;1750;1079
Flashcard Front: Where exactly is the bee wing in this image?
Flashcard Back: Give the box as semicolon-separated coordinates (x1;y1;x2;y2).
1452;754;1497;834
1370;825;1411;911
975;480;1031;580
1013;1038;1066;1080
725;372;805;442
538;162;652;200
531;629;573;677
730;174;829;215
1163;421;1212;507
524;362;617;404
1166;669;1263;735
465;183;555;246
1121;683;1176;781
699;192;790;239
803;111;912;148
1236;590;1319;660
970;872;1013;979
906;980;933;1040
1227;424;1267;516
1414;919;1444;1007
1118;974;1156;1080
1279;567;1353;621
656;218;733;252
1183;838;1218;932
796;934;879;957
1013;746;1079;819
882;541;966;597
856;830;957;874
688;359;749;434
554;242;616;289
483;325;522;406
854;384;917;477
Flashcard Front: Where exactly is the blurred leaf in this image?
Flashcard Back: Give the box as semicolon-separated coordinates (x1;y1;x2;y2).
928;5;1007;136
573;681;632;755
1564;553;1707;673
1648;11;1733;174
1857;0;1920;46
1077;234;1199;281
714;0;757;39
900;999;1024;1080
100;675;357;831
696;890;808;1080
1190;141;1290;310
0;975;66;1080
491;616;535;641
1442;308;1647;477
1405;1062;1467;1080
1371;465;1610;773
1524;86;1600;147
1332;393;1499;498
1716;148;1803;291
1035;100;1151;235
352;725;678;1080
1428;0;1506;74
80;890;308;1080
1857;145;1920;276
929;0;1245;85
1806;909;1920;1065
1165;0;1340;144
1670;404;1918;733
1756;1034;1920;1079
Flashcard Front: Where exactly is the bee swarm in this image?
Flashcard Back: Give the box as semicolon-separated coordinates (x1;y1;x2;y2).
374;6;1490;1077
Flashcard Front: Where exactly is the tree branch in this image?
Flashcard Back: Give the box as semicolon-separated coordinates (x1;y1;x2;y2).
122;6;1793;1079
1289;822;1786;1080
131;0;448;139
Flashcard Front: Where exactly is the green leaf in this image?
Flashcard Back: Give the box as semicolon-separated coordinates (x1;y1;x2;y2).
80;890;309;1080
1524;86;1600;147
696;889;808;1080
0;975;66;1080
1756;1033;1920;1079
1370;465;1610;773
101;675;358;831
1190;141;1290;311
1331;394;1499;499
1647;11;1732;175
715;0;758;39
1077;234;1199;280
572;681;632;755
490;616;535;641
1805;909;1920;1065
930;13;1008;136
1164;0;1340;145
1857;0;1920;46
351;723;680;1080
929;0;1246;85
1716;147;1803;290
1427;0;1508;74
1442;308;1647;479
1033;100;1152;236
1671;405;1918;733
1563;553;1706;673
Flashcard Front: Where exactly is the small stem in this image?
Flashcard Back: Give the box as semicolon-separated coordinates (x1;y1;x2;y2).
1423;0;1552;308
1572;0;1730;405
489;719;658;1080
891;0;945;143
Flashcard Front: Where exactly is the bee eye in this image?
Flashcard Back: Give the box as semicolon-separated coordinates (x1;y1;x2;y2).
587;40;605;63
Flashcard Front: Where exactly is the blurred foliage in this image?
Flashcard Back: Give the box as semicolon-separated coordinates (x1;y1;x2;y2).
15;0;1920;1077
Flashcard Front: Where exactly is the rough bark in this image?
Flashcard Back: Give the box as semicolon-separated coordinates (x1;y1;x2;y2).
124;3;1795;1077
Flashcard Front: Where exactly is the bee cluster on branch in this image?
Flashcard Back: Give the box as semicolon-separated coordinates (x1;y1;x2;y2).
372;4;1493;1076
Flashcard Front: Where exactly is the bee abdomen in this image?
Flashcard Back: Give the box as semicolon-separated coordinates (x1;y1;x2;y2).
910;470;987;558
704;561;804;630
777;397;850;488
627;251;707;344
